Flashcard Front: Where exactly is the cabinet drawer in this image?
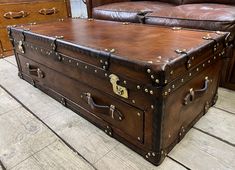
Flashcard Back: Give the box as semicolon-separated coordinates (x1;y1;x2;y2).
0;1;68;27
18;54;145;144
0;27;13;55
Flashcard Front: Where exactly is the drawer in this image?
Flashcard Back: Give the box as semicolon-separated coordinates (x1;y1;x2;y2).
0;0;68;27
0;27;13;55
18;54;145;144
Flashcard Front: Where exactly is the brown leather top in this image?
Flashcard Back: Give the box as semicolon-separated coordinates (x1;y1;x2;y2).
17;19;226;69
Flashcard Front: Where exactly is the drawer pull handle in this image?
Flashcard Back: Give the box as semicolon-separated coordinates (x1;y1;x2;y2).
39;7;58;15
184;77;209;105
26;63;44;78
4;11;29;19
83;92;124;121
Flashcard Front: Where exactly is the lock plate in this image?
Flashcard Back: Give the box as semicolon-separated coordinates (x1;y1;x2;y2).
109;74;128;99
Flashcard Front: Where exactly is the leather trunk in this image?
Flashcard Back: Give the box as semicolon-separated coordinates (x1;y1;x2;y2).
9;19;229;166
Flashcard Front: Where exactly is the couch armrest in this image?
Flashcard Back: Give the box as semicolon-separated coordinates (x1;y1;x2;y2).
85;0;130;18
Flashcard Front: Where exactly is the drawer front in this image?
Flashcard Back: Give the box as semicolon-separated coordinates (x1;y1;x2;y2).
0;27;13;55
0;1;68;27
18;54;144;144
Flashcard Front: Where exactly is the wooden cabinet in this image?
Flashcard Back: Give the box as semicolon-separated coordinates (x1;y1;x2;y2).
0;0;71;57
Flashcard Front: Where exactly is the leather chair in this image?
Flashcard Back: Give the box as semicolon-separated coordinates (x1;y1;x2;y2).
85;0;235;90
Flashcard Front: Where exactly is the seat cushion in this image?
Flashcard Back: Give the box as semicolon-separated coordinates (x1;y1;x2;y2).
145;3;235;34
92;1;175;23
182;0;235;4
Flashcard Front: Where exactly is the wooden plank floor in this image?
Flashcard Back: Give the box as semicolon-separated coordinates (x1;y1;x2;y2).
0;56;235;170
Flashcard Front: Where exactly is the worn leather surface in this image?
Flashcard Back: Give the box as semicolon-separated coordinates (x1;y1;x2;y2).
93;1;175;22
182;0;235;4
158;0;182;4
145;3;235;33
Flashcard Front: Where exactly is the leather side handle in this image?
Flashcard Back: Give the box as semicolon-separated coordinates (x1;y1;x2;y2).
39;7;58;15
26;63;44;78
83;92;124;121
184;77;209;105
4;11;29;19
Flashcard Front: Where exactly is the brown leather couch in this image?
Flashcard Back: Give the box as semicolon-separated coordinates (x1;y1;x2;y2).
85;0;235;90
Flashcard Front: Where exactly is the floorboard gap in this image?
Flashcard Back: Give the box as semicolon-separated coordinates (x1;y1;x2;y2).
213;106;235;115
193;127;235;147
0;84;97;170
166;155;191;170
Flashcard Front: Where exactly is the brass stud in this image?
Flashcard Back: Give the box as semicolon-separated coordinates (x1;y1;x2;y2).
170;70;174;75
191;56;195;60
164;91;168;96
155;79;159;83
123;80;127;84
104;73;108;77
137;137;141;141
172;84;175;89
161;150;164;154
148;152;151;156
85;65;88;69
168;89;171;93
147;69;151;73
208;60;211;63
94;70;97;73
69;60;71;63
152;152;156;157
214;56;216;60
151;75;154;79
137;112;141;116
132;100;135;104
151;105;154;109
150;90;154;95
103;66;106;69
105;61;108;65
105;49;109;52
181;78;184;82
109;132;112;135
110;49;115;53
137;85;141;89
168;134;171;138
165;80;168;84
104;130;108;133
146;155;149;159
80;95;83;98
100;59;103;63
203;64;205;67
145;89;149;93
196;68;199;71
119;117;122;120
77;63;79;66
189;73;192;76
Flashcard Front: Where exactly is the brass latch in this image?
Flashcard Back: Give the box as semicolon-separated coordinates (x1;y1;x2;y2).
109;74;128;99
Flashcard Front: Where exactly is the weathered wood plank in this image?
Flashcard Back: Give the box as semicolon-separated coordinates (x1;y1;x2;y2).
195;107;235;146
0;107;57;169
11;140;95;170
3;56;17;66
44;109;119;164
95;144;186;170
0;87;21;116
169;129;235;170
216;88;235;114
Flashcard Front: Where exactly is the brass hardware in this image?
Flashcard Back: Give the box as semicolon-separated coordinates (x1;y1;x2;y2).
150;90;154;95
122;22;130;25
151;75;154;79
164;91;168;96
172;27;182;30
181;79;184;82
137;137;141;141
137;112;141;116
123;80;127;84
100;59;103;63
202;34;212;40
39;7;58;15
55;35;64;39
104;73;108;77
164;80;168;84
172;85;175;89
155;79;159;83
137;85;141;89
170;70;174;75
110;48;115;53
145;89;148;93
151;105;154;109
147;69;151;73
189;73;192;76
18;41;25;53
109;74;128;99
175;49;187;54
132;100;135;104
4;11;29;19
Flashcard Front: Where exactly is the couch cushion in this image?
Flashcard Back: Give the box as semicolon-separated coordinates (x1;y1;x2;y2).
93;1;175;23
182;0;235;5
145;4;235;34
